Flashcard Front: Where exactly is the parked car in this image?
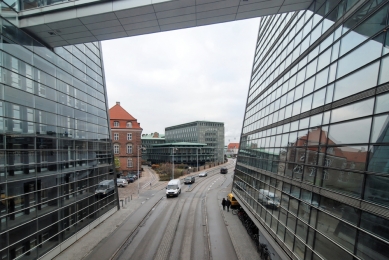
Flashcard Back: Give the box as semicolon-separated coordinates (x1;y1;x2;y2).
227;193;239;207
184;176;195;184
95;180;115;197
199;172;207;177
127;177;135;183
116;178;128;187
258;189;280;209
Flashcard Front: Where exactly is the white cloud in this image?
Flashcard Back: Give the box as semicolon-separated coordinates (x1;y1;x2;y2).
102;18;260;144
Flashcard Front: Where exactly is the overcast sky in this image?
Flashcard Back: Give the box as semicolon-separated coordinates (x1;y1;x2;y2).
101;18;260;144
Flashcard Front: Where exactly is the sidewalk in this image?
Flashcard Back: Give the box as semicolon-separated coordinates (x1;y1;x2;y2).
219;184;261;260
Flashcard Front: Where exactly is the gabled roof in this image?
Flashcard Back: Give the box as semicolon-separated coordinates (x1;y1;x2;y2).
228;143;240;149
109;103;136;120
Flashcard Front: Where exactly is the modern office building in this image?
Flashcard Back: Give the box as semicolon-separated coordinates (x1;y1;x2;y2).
145;142;212;166
233;1;389;260
109;102;143;176
165;121;225;163
141;132;165;162
0;5;117;260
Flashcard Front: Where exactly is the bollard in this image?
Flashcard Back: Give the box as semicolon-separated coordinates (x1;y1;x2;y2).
120;199;123;207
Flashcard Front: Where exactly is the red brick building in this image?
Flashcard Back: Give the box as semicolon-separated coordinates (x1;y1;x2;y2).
109;102;143;176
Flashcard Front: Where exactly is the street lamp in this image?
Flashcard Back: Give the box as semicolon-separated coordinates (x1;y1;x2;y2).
196;147;201;172
172;147;178;180
137;145;146;196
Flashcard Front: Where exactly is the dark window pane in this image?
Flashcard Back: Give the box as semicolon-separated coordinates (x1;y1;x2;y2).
322;169;363;197
360;211;389;242
314;232;353;260
356;231;389;260
368;145;389;174
364;175;389;207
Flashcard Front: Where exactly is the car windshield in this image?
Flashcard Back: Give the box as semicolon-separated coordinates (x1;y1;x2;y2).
185;177;191;180
97;184;108;190
167;185;178;189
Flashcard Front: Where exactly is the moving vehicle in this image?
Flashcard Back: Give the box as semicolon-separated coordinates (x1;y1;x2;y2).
166;179;181;197
220;167;228;174
227;193;239;207
95;180;115;197
258;189;280;209
116;178;128;187
184;176;195;184
199;172;207;177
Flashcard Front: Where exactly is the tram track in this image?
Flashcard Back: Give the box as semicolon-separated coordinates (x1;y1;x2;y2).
98;162;236;260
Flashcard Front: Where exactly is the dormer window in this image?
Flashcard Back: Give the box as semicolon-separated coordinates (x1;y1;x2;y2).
126;122;132;128
114;121;119;127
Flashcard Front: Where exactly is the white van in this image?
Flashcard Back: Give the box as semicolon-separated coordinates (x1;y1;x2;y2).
166;179;181;197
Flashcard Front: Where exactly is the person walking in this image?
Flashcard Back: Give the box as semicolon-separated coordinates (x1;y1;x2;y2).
226;198;231;212
221;198;226;210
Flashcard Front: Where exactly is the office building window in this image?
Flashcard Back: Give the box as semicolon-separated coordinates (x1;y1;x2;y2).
127;133;132;140
114;144;119;154
114;133;119;140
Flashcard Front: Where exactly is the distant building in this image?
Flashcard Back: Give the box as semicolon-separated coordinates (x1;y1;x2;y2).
226;143;240;157
148;142;211;166
109;102;142;175
141;132;165;162
165;121;224;163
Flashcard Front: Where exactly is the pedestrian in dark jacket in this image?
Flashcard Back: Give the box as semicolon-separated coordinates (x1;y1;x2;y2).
226;198;231;212
221;198;226;210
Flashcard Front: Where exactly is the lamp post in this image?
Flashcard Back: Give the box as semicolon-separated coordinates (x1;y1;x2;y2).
172;147;178;180
137;146;146;196
196;147;201;172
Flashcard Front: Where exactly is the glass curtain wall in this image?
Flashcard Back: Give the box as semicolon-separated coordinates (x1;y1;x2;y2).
0;2;117;259
235;0;389;259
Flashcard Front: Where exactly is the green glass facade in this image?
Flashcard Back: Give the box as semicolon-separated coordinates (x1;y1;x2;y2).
234;0;389;259
0;3;117;260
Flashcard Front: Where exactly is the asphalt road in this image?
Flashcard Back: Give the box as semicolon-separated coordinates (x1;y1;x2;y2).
84;163;238;260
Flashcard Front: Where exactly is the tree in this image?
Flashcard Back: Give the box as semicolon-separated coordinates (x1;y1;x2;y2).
114;157;120;169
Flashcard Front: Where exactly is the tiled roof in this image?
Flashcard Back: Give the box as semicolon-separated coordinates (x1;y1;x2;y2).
109;103;136;120
109;103;142;129
228;143;240;149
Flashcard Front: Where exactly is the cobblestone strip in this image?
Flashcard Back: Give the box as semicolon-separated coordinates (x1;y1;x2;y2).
154;199;185;260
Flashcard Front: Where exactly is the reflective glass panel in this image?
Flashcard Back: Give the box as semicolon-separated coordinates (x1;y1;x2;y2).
328;118;372;144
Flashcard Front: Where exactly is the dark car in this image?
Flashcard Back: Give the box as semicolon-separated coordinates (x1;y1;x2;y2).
121;175;135;183
220;167;228;174
184;176;195;184
95;180;115;197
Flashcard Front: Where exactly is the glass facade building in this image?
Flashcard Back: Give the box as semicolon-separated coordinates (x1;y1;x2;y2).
165;121;225;163
234;0;389;260
0;3;117;260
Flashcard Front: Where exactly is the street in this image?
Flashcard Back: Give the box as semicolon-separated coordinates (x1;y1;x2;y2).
55;160;260;260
